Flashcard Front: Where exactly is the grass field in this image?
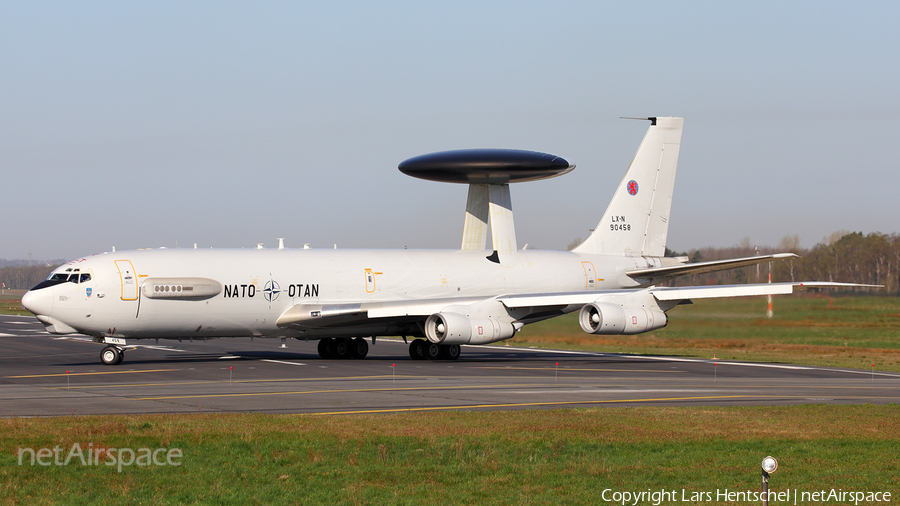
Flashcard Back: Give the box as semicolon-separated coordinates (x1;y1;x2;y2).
0;290;26;316
1;406;898;505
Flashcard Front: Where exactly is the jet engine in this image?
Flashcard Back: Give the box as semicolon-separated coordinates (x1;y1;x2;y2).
424;312;516;345
578;302;667;335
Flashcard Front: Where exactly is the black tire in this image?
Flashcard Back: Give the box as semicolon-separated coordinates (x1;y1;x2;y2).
317;339;333;359
333;338;351;359
114;350;125;365
409;339;422;359
425;342;442;360
411;339;429;360
351;338;369;359
101;346;121;366
443;344;461;360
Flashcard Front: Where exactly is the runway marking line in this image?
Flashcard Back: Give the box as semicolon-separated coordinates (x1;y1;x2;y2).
6;369;178;378
261;359;306;366
131;383;536;401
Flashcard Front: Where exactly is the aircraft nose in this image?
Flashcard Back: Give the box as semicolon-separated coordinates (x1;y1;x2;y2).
22;289;53;316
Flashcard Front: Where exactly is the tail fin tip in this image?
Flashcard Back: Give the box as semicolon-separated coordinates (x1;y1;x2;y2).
573;117;684;257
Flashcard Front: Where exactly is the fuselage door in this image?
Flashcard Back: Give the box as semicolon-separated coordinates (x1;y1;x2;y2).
581;261;597;291
365;269;376;293
115;260;139;301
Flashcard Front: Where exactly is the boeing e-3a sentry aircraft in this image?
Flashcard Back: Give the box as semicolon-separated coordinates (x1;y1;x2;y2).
22;117;866;365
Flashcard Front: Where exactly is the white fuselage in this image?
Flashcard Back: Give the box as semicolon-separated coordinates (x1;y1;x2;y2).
29;247;659;340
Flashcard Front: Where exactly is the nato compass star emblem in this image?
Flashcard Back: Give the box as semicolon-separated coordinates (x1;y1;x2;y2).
263;279;281;303
627;180;639;196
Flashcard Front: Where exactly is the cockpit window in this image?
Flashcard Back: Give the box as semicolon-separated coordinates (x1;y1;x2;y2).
44;269;89;286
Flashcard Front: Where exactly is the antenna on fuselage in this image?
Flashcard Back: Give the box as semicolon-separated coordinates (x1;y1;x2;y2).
398;149;574;266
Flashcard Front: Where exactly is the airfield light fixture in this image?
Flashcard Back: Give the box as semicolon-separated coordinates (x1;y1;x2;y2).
761;456;778;506
762;456;778;474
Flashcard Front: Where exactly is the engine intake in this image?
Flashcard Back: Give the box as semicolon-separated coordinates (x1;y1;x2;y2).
578;302;667;335
424;312;516;345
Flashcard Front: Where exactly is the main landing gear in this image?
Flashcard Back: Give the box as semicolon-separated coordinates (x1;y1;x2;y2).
317;337;369;359
408;339;460;361
100;345;125;365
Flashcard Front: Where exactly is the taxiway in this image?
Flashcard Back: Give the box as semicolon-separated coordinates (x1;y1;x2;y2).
2;314;898;416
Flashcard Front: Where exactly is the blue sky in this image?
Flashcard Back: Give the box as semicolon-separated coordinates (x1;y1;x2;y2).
2;1;898;260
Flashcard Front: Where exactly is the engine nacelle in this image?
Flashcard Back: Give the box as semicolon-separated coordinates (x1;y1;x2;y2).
578;302;667;335
424;312;516;345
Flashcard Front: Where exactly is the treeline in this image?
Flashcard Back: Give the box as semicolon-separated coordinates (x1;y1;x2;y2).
0;265;57;290
668;231;900;293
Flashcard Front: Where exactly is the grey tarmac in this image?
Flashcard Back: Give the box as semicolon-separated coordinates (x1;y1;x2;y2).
1;314;898;417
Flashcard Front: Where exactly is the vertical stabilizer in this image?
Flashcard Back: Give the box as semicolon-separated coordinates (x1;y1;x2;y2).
573;117;683;257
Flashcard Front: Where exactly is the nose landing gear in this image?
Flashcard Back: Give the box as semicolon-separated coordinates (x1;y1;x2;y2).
100;346;125;365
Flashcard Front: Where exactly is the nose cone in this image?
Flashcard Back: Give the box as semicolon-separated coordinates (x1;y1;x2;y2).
22;289;53;316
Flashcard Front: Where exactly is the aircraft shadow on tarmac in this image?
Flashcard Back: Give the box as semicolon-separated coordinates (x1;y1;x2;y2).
47;347;672;368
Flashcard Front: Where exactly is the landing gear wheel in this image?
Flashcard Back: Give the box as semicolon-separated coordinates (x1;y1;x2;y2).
101;346;122;366
441;344;461;360
333;338;351;359
425;342;442;360
350;337;369;359
409;339;427;360
317;339;334;359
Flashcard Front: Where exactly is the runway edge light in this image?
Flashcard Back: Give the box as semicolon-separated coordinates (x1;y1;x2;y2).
761;456;778;506
762;456;778;474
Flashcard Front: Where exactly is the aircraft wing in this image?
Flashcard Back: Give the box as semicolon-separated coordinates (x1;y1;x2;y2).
497;281;879;307
625;253;798;286
646;281;881;300
276;281;879;331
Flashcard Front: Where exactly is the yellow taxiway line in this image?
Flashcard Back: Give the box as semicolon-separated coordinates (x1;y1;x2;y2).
7;369;178;378
469;366;683;373
50;374;404;389
304;394;900;416
305;395;770;415
132;383;535;401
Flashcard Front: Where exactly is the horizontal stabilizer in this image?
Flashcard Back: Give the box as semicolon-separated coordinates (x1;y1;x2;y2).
626;253;798;286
